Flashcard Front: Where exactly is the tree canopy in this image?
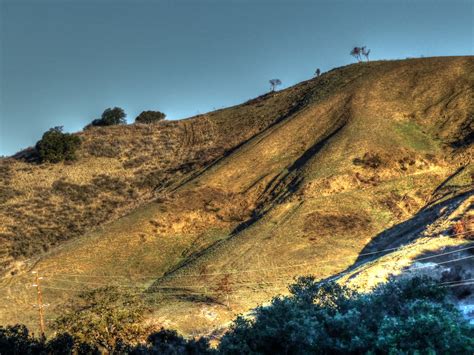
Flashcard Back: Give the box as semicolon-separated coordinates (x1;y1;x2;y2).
2;276;472;354
219;276;473;354
87;107;127;127
35;126;81;163
135;110;166;124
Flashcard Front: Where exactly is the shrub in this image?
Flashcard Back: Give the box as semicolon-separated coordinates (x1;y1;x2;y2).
453;216;473;239
352;152;383;169
91;174;127;192
135;170;165;189
0;325;99;354
88;107;127;127
35;126;81;163
52;179;96;204
135;111;166;124
129;328;213;354
2;276;472;353
53;286;150;352
0;324;43;354
219;276;474;354
0;325;209;355
86;139;121;157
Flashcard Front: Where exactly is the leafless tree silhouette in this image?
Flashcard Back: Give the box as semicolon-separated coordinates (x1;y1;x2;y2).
269;79;282;92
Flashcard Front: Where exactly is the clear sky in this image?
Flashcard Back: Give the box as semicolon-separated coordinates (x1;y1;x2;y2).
0;0;472;156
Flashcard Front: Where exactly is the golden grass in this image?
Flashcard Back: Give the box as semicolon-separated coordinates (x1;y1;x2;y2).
0;56;472;336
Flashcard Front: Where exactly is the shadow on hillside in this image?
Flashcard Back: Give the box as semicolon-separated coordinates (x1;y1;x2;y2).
231;108;351;236
347;243;474;302
169;85;316;194
321;190;473;283
146;287;224;306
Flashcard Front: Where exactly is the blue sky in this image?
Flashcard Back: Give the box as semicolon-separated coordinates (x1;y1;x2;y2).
1;0;473;156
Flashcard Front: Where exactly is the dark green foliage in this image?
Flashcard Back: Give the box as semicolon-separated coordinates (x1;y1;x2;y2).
2;277;472;354
0;325;97;355
88;107;127;127
128;328;214;354
100;107;127;125
0;325;209;355
45;333;75;354
53;286;150;352
35;126;81;163
0;324;44;354
135;111;166;124
219;276;474;354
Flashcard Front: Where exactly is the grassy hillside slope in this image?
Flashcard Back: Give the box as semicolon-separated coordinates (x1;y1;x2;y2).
0;78;316;274
0;56;472;335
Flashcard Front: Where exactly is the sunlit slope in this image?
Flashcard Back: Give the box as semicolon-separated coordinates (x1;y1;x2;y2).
146;57;473;334
0;74;316;275
0;56;472;335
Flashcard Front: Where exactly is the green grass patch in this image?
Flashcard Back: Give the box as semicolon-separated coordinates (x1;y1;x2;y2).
394;121;440;152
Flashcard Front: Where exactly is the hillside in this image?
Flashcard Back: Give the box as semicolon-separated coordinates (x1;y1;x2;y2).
0;56;473;336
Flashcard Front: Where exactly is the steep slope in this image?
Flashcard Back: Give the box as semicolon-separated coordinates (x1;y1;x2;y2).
336;191;474;324
0;79;318;274
0;56;472;335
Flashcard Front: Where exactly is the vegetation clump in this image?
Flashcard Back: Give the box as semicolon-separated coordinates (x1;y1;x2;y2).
86;139;121;158
35;126;81;163
2;276;472;353
219;276;473;354
0;324;94;354
135;110;166;124
452;215;474;239
88;107;127;127
51;179;96;204
353;152;383;169
53;286;150;352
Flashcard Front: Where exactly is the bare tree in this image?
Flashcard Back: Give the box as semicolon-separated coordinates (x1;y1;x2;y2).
214;275;233;308
351;46;371;62
361;46;371;61
350;47;362;62
315;68;321;77
269;79;282;92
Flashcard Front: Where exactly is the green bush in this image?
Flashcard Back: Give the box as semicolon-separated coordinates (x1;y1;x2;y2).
2;277;472;354
126;328;213;354
35;126;81;163
0;324;98;354
53;286;149;352
219;276;474;354
135;110;166;124
88;107;127;127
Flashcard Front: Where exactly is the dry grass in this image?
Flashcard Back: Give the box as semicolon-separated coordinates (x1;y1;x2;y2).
0;56;473;336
